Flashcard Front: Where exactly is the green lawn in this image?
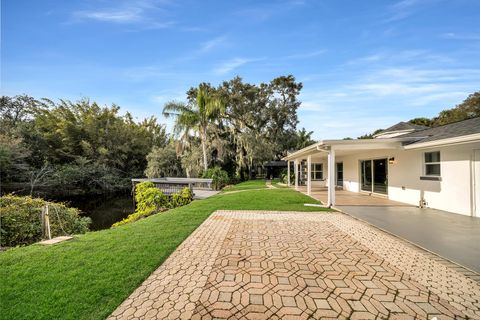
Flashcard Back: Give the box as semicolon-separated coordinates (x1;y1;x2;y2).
271;178;288;188
222;179;267;191
0;188;330;320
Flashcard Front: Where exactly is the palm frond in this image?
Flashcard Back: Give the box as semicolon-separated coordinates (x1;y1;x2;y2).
162;101;193;118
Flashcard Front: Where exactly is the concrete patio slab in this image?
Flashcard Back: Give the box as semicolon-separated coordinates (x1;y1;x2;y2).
338;205;480;274
193;189;220;200
38;236;73;245
109;211;480;320
297;186;412;207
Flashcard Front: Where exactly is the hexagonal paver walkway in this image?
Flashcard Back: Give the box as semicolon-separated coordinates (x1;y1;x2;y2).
109;211;480;320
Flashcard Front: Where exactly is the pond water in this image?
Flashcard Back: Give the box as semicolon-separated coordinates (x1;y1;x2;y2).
59;194;135;230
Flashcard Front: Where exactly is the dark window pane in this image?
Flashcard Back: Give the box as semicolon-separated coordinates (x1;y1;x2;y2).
425;164;441;175
373;159;388;194
425;151;440;163
361;160;372;191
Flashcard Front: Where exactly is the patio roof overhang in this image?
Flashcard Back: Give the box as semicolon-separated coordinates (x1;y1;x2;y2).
282;137;406;161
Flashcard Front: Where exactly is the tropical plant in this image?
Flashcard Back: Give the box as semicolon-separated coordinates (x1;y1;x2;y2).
163;85;225;171
201;167;230;190
295;128;315;149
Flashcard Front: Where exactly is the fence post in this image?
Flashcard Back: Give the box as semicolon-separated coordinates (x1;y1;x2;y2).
45;204;51;240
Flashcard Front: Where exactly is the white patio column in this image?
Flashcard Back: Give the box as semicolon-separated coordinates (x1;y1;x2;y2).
287;160;291;186
327;149;336;207
307;155;312;196
294;159;299;190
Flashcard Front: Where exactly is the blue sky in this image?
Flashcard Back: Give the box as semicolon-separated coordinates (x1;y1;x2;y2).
2;0;480;138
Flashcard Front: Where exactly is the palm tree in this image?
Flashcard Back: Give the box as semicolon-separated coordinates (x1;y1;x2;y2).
163;86;224;171
296;128;315;149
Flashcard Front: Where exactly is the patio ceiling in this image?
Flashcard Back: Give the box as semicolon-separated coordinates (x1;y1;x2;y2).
283;138;406;161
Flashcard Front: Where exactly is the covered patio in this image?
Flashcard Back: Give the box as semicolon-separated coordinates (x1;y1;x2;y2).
295;186;412;206
283;138;407;207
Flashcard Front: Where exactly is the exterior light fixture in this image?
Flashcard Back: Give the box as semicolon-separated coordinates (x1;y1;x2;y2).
388;157;396;164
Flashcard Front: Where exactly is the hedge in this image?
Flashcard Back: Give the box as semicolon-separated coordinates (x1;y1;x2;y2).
0;195;91;247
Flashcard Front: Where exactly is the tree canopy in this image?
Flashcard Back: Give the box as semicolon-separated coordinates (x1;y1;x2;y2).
159;75;303;180
0;96;167;196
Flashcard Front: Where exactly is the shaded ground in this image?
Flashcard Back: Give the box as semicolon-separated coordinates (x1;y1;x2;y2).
339;205;480;273
110;210;480;320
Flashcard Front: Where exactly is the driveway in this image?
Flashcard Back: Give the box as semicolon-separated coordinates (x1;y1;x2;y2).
110;211;480;319
338;206;480;273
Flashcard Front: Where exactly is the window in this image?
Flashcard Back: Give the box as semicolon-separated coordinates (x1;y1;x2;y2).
311;163;323;180
424;151;441;176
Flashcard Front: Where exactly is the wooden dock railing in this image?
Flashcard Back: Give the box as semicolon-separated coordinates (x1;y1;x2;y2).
131;177;214;195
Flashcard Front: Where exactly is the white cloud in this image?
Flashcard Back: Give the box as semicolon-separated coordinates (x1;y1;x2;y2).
384;0;439;23
74;9;143;23
199;36;227;53
71;0;175;28
284;50;326;60
441;32;480;41
213;58;257;75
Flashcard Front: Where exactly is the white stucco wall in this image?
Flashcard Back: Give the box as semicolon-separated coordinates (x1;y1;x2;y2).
335;142;480;216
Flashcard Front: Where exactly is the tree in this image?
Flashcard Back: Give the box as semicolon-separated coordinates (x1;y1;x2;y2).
216;75;303;179
432;91;480;126
163;85;224;171
28;162;52;195
0;95;39;135
295;128;315;149
357;129;383;139
1;95;168;196
408;117;432;127
144;143;183;178
0;134;30;184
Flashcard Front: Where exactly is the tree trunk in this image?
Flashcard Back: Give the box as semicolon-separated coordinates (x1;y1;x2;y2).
201;128;208;171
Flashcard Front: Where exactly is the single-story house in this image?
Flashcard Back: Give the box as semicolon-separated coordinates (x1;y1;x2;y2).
282;117;480;217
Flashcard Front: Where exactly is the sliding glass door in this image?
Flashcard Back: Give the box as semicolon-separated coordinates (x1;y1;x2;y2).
361;160;372;192
360;158;388;195
336;162;343;187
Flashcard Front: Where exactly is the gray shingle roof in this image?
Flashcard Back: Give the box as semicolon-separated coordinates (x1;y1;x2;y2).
380;121;429;134
402;117;480;145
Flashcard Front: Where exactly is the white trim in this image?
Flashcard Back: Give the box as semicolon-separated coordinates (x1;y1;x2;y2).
327;149;336;206
373;128;416;138
282;138;406;160
404;133;480;150
311;163;323;180
423;151;441;177
294;159;299;190
473;149;480;217
307;155;312;196
287;160;291;186
283;133;480;161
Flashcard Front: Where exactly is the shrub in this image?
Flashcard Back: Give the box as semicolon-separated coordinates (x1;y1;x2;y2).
0;195;91;247
112;183;193;227
169;187;193;208
280;168;294;184
201;167;230;190
134;182;169;212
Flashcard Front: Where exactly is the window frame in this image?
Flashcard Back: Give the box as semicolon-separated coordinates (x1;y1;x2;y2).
311;163;323;181
423;151;441;177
